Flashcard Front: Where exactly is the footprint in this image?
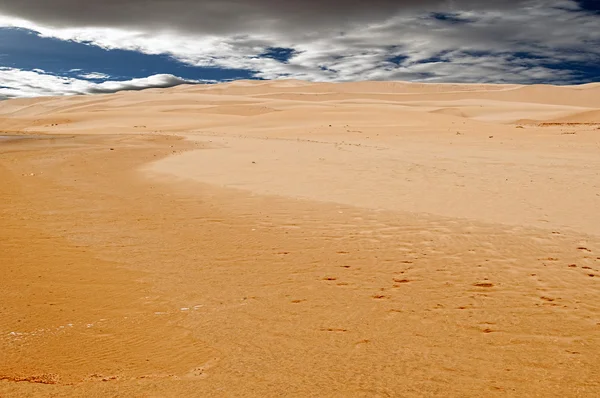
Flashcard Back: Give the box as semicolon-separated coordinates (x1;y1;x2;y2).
321;328;348;332
185;358;220;380
473;282;495;288
372;294;390;300
540;296;555;302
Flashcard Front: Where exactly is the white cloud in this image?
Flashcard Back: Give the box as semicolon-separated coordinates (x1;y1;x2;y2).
88;74;209;93
0;67;205;98
78;72;111;80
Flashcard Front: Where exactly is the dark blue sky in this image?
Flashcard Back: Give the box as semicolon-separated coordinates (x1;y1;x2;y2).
574;0;600;13
0;28;254;82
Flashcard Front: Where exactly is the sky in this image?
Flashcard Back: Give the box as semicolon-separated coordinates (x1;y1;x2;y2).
0;0;599;98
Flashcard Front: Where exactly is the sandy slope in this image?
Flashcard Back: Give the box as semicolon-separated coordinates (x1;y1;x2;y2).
1;81;599;397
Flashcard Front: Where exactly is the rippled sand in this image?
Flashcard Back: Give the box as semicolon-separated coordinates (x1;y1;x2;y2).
1;81;599;397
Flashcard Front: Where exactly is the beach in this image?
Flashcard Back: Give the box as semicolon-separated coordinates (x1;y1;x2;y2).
1;80;599;397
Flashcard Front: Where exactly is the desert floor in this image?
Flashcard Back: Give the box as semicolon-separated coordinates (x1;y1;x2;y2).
1;80;600;397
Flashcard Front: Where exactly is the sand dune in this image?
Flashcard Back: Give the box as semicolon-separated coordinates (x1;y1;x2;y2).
545;109;600;124
1;80;600;397
1;80;598;131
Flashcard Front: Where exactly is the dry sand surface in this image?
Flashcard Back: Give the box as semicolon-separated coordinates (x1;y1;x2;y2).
1;80;600;397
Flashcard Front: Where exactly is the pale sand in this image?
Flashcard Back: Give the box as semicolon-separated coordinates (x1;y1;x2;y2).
0;81;599;397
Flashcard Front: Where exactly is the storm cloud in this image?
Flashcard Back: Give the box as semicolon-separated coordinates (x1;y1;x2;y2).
0;1;533;35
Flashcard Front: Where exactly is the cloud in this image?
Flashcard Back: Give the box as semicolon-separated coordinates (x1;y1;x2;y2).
88;74;205;94
0;68;204;98
78;72;111;80
0;0;598;95
0;1;532;36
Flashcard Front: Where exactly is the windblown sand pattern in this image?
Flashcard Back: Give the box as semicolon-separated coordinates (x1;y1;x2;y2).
1;81;599;397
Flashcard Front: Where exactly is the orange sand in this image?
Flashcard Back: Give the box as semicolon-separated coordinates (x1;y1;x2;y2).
1;81;599;397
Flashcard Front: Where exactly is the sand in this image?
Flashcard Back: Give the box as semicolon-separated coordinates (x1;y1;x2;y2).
1;80;599;397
